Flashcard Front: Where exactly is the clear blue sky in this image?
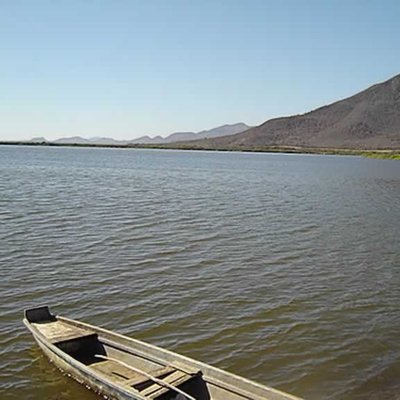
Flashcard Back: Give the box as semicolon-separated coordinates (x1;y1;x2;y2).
1;0;400;141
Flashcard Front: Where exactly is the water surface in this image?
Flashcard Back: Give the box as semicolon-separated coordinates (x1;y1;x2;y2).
1;145;399;400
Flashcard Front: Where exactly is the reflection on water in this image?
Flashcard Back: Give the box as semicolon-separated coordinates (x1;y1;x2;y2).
1;145;399;400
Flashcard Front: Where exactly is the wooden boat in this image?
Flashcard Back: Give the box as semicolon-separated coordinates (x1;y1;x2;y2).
24;306;302;400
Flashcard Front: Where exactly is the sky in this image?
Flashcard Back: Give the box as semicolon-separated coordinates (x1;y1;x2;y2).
1;0;400;141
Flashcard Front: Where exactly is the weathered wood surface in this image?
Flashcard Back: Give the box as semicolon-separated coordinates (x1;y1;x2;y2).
33;320;94;343
95;354;197;400
91;359;143;382
141;370;193;398
126;366;175;387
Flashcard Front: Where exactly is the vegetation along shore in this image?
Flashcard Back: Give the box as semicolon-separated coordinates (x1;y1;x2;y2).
1;140;399;160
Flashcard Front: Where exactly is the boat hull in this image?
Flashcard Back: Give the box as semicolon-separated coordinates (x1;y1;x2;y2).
24;307;302;400
26;323;143;400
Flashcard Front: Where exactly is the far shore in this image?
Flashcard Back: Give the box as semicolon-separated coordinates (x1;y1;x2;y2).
1;140;399;160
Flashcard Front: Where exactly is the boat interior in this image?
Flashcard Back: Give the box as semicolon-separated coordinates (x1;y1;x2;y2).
26;307;210;400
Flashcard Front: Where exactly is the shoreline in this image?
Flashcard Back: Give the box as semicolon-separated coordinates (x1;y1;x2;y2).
1;140;399;160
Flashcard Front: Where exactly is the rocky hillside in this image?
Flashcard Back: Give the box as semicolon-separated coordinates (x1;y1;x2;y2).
189;74;400;150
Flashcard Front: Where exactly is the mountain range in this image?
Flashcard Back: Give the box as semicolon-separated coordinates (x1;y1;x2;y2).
185;74;400;150
30;74;400;150
30;123;251;145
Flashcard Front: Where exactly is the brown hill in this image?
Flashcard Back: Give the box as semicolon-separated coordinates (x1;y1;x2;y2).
189;74;400;150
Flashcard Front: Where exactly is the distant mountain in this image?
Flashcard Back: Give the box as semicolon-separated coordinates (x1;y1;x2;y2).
53;136;92;145
129;135;169;144
186;74;400;150
32;123;251;146
52;136;128;145
30;137;48;143
128;123;251;144
82;137;128;145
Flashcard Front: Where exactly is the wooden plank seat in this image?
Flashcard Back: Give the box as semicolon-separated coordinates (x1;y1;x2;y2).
126;366;175;388
33;320;96;344
139;368;199;399
90;361;189;387
90;353;200;399
91;359;144;382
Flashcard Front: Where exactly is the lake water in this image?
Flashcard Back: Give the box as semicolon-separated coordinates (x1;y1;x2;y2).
1;145;399;400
